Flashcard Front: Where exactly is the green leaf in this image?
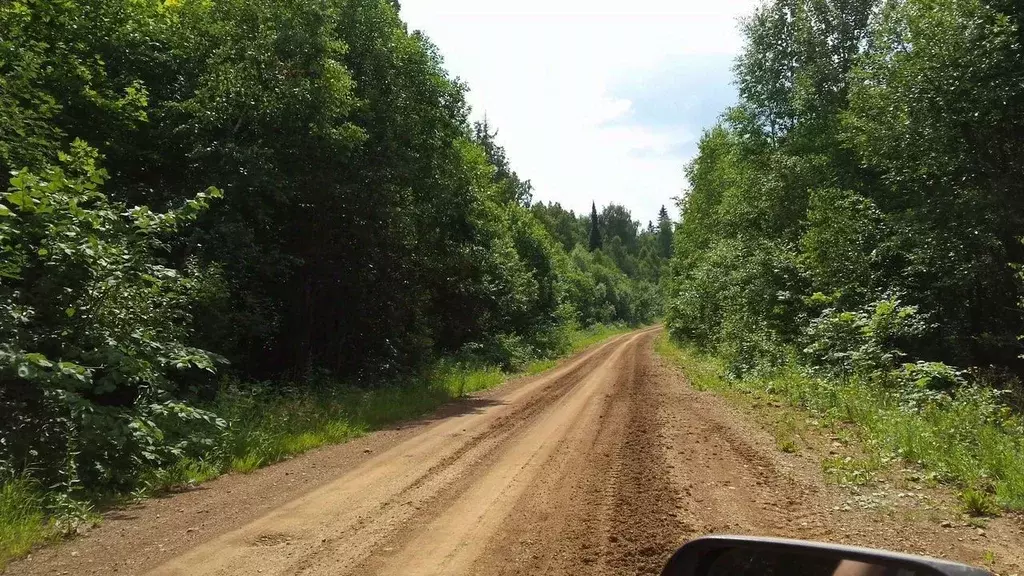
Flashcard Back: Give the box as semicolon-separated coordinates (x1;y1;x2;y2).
24;353;53;368
5;190;32;210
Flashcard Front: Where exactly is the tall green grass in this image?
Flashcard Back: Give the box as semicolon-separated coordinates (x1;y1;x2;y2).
655;334;1024;512
0;480;50;567
0;325;634;569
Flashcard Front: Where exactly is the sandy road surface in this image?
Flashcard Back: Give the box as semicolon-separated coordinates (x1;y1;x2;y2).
11;328;1023;576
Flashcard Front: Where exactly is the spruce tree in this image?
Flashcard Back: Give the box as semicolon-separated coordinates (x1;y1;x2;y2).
657;205;673;258
588;201;603;251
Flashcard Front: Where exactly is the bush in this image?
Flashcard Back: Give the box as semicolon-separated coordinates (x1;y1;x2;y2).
892;361;967;410
801;295;925;379
0;142;224;492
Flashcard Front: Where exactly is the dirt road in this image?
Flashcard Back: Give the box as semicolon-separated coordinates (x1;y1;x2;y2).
10;329;1023;575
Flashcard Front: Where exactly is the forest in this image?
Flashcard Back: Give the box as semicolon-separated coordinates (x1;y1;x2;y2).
665;0;1024;510
0;0;669;554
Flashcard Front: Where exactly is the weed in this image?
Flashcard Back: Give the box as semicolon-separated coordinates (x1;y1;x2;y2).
959;488;999;517
981;549;996;568
772;413;802;454
777;438;799;453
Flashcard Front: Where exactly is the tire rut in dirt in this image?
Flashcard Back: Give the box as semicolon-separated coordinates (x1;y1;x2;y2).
602;335;687;575
657;363;828;539
463;337;638;575
393;335;625;501
456;331;681;576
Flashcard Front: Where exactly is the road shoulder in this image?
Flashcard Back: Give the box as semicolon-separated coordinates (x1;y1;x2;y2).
652;341;1024;575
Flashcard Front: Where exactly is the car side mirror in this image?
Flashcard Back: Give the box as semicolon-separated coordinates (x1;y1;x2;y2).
661;535;991;576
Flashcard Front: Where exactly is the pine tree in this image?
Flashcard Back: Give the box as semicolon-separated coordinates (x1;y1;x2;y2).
657;205;673;258
588;201;603;251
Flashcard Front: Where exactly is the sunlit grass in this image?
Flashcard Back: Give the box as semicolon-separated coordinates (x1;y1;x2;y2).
230;454;264;474
523;359;558;375
655;333;1024;512
0;479;50;569
568;323;634;352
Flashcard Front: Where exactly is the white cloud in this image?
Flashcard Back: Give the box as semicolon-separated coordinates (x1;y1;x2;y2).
400;0;758;223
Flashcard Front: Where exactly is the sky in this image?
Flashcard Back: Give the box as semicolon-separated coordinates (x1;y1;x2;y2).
400;0;758;225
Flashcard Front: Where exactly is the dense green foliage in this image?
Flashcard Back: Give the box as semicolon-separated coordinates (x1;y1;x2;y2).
666;0;1024;507
0;0;665;519
1;140;225;491
668;0;1024;381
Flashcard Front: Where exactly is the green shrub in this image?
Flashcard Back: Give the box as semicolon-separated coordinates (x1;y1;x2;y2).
0;143;224;492
801;296;924;379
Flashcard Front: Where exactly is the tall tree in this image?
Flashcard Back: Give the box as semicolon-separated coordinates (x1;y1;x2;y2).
588;201;603;251
474;118;533;206
599;203;639;252
657;205;673;258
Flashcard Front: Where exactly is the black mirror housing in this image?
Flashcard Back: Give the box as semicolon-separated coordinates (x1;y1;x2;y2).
661;535;991;576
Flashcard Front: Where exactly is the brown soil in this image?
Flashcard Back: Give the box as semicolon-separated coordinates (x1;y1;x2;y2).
8;328;1023;576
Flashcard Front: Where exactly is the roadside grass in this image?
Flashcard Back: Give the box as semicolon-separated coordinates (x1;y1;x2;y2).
524;359;558;375
523;323;633;375
773;413;802;454
0;323;635;569
568;323;634;352
210;362;505;478
654;333;1024;512
0;480;51;567
821;454;883;486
